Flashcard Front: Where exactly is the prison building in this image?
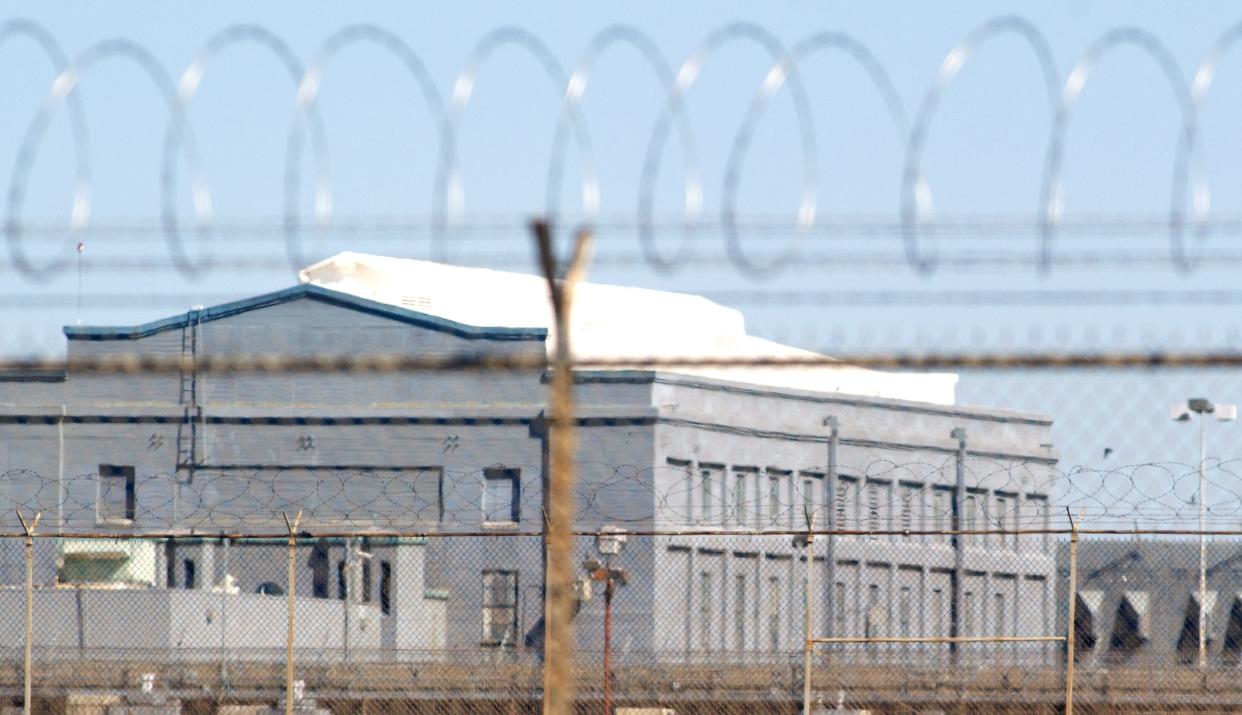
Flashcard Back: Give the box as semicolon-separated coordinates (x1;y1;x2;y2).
1058;540;1242;667
0;252;1058;665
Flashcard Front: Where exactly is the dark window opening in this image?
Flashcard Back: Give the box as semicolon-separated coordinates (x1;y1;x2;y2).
164;540;177;588
183;559;196;590
1073;594;1097;656
1222;599;1242;665
337;560;347;600
1110;599;1145;653
99;465;136;522
310;540;329;599
380;561;392;615
361;558;372;603
1176;596;1212;664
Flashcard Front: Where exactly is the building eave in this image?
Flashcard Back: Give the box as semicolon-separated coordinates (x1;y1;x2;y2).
62;284;548;342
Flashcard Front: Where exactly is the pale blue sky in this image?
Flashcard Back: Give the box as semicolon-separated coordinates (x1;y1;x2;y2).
5;1;1242;525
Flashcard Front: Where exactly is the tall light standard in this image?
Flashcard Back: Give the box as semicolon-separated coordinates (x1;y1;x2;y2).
584;526;628;715
1171;398;1236;669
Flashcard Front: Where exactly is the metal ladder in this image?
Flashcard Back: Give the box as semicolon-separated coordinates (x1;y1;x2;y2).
175;308;200;469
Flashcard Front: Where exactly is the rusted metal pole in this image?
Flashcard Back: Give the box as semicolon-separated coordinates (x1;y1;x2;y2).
802;511;815;715
603;575;614;715
283;511;301;715
533;220;593;715
1065;510;1079;715
17;510;40;715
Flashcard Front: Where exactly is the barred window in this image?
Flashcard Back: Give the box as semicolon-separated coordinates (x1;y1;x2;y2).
482;570;518;647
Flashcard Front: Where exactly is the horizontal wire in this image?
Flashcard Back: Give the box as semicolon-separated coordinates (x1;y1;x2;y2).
15;289;1242;309
4;351;1242;374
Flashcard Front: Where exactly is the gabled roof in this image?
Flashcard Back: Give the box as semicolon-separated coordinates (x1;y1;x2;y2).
63;284;547;342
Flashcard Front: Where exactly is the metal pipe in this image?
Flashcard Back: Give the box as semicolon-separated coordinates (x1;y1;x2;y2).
1065;511;1079;715
802;514;815;715
603;572;614;715
950;427;967;663
17;510;39;715
1199;412;1208;670
824;416;838;641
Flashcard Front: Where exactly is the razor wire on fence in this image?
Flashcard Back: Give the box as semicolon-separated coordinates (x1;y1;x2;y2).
3;459;1242;534
9;17;1242;279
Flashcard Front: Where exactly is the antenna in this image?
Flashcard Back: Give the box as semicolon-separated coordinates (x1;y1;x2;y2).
75;241;84;325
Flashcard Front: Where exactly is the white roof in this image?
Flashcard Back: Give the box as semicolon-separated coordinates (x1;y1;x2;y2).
298;252;958;405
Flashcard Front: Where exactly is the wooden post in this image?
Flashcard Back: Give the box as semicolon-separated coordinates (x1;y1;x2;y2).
1065;509;1079;715
16;510;40;715
532;220;593;715
284;511;302;715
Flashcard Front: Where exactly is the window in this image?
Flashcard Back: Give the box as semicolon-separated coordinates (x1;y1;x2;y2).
337;560;348;600
964;494;979;541
963;591;976;636
414;468;445;523
734;574;747;650
668;459;693;525
799;473;823;528
899;485;916;536
767;473;783;528
483;468;520;524
380;561;392;615
836;477;855;530
164;541;176;588
767;576;781;651
310;540;330;599
98;465;135;522
865;584;881;637
994;495;1008;547
361;558;373;603
933;489;951;534
732;471;748;527
834;581;847;634
699;572;713;650
994;592;1006;637
257;582;283;596
899;586;912;636
482;570;518;647
183;559;196;590
932;587;944;635
866;481;882;534
1028;495;1050;548
700;468;717;525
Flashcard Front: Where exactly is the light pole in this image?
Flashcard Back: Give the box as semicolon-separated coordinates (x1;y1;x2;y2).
584;527;628;715
1171;398;1236;669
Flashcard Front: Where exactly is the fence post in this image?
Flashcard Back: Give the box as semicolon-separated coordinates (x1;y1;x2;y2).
283;511;302;715
532;220;592;715
16;509;40;715
801;509;815;715
1064;509;1078;715
949;427;966;665
824;416;838;642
